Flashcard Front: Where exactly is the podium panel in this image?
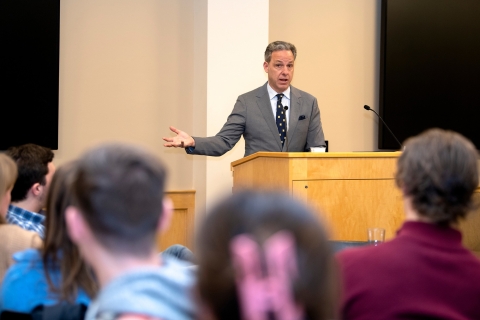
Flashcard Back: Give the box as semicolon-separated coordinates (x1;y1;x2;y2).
292;179;403;240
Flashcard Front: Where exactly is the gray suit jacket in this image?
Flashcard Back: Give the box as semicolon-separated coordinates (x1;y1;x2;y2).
189;83;325;157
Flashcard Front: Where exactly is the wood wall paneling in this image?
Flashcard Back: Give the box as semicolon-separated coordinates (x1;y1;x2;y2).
458;190;480;256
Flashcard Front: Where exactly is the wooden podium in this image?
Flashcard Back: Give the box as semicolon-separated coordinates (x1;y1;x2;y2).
231;152;404;241
231;152;480;254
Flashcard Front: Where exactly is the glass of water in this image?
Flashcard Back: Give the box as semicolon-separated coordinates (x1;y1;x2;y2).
367;228;385;246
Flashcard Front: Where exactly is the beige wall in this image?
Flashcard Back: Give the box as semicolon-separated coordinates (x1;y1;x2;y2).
57;0;268;213
270;0;381;151
57;0;194;190
55;0;382;211
192;0;208;221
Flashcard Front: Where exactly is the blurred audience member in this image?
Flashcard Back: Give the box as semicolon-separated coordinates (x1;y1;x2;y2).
1;162;95;312
337;129;480;320
196;191;338;320
162;244;195;264
5;144;55;238
66;144;196;320
0;154;42;283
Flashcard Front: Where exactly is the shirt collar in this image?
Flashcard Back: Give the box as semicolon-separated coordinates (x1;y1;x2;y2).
7;204;45;223
397;221;462;247
267;83;290;101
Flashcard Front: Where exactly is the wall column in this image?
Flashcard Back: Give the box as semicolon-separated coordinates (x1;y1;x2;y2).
194;0;269;217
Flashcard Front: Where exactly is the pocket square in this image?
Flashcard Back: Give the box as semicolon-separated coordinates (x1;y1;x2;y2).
298;115;306;120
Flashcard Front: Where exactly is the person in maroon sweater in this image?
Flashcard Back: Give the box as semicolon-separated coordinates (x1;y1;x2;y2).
337;128;480;320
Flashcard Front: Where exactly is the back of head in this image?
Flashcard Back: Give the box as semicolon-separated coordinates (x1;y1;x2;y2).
264;41;297;62
197;191;337;320
42;162;98;301
0;153;18;222
6;144;54;202
395;128;479;225
71;143;167;257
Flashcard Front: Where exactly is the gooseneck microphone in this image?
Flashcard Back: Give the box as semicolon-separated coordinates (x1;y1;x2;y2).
283;106;289;152
364;105;402;149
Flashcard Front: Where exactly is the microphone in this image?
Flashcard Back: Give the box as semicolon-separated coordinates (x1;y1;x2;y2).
283;106;289;152
363;105;402;149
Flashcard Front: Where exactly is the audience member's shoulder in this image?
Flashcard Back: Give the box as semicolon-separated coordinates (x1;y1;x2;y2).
336;246;367;264
0;224;42;250
161;255;197;280
336;242;394;267
0;226;43;283
90;258;196;320
116;315;162;320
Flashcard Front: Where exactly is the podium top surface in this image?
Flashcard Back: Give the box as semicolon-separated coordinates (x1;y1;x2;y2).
231;151;401;168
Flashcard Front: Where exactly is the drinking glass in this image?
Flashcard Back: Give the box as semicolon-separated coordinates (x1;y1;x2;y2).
367;228;385;246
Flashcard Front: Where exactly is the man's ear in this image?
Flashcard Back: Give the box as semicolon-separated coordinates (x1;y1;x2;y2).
157;197;173;234
263;61;269;72
30;183;42;197
65;206;89;245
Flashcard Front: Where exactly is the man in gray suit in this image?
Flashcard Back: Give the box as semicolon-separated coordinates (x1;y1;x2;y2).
163;41;325;157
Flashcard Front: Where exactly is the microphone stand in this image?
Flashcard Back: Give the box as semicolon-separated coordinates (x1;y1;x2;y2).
364;105;402;149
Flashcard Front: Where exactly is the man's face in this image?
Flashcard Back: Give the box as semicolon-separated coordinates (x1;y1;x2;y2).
263;50;295;93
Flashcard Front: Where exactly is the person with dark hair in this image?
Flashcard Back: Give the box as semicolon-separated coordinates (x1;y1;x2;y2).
337;129;480;320
1;162;95;313
0;154;42;283
196;191;338;320
163;40;326;157
65;144;196;320
5;144;55;238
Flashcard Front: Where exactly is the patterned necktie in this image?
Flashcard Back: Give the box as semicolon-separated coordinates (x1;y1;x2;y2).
275;94;286;147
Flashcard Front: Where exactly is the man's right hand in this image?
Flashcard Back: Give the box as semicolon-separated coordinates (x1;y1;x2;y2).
163;126;195;148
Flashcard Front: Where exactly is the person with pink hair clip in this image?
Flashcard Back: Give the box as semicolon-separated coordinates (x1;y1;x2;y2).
196;191;338;320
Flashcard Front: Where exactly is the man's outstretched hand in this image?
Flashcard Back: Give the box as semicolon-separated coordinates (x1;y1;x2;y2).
163;126;195;148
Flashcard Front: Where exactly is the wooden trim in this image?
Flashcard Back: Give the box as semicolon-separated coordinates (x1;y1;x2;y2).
156;190;196;252
458;189;480;253
232;151;401;169
165;190;197;194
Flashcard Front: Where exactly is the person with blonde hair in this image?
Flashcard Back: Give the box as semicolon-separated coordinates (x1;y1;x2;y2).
0;153;42;283
1;162;95;312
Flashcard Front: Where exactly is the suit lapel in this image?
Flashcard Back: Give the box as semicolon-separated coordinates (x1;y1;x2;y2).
256;83;283;150
286;86;301;150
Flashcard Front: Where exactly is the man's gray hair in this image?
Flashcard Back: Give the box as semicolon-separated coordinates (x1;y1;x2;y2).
264;41;297;62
